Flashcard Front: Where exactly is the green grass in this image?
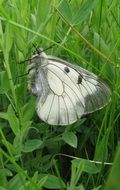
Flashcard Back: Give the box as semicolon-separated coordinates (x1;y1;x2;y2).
0;0;120;189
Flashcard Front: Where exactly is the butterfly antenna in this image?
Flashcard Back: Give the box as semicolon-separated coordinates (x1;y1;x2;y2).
9;72;29;80
20;41;61;63
40;41;61;53
19;43;38;64
19;58;31;64
18;43;38;64
32;43;40;54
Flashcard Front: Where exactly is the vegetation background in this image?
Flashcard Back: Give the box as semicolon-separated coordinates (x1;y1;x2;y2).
0;0;120;189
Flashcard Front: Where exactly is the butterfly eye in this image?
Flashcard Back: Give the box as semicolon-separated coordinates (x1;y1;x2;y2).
64;67;70;73
77;75;82;84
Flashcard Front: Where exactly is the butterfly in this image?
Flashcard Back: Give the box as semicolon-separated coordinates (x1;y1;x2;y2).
27;48;111;125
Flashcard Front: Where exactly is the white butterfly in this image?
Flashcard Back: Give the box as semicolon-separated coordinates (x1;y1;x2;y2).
27;48;111;125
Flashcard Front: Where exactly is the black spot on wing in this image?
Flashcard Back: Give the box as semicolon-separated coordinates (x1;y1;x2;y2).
64;66;70;73
77;75;82;84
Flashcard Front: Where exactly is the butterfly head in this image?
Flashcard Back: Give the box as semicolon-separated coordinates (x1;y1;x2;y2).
27;48;48;76
30;48;47;65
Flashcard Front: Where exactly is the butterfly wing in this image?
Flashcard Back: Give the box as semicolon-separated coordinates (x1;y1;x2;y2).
36;55;111;125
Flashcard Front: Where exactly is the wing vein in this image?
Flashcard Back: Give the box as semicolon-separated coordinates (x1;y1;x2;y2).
47;64;80;92
58;97;60;125
65;91;78;118
62;95;69;124
47;94;55;123
86;80;105;106
47;67;85;108
82;81;100;108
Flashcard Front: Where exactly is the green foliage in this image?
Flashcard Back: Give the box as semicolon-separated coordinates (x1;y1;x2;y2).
0;0;119;189
104;145;120;190
62;131;77;148
22;139;43;153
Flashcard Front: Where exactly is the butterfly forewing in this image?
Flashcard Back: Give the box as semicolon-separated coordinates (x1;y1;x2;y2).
28;50;111;125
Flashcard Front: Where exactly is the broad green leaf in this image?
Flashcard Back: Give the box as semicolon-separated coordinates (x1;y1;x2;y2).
19;172;47;190
21;97;35;122
7;174;26;190
31;172;48;189
72;159;100;174
94;32;110;55
0;71;10;94
4;24;13;53
62;131;77;148
0;168;12;188
36;0;52;24
70;160;84;187
2;139;20;156
0;5;10;19
59;0;99;26
13;133;23;156
22;139;43;152
0;168;13;177
7;105;20;135
37;176;48;188
42;174;66;189
21;121;31;139
73;0;99;25
0;112;8;120
14;28;27;53
59;0;72;23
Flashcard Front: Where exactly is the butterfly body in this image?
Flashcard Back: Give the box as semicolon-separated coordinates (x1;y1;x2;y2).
28;48;111;125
